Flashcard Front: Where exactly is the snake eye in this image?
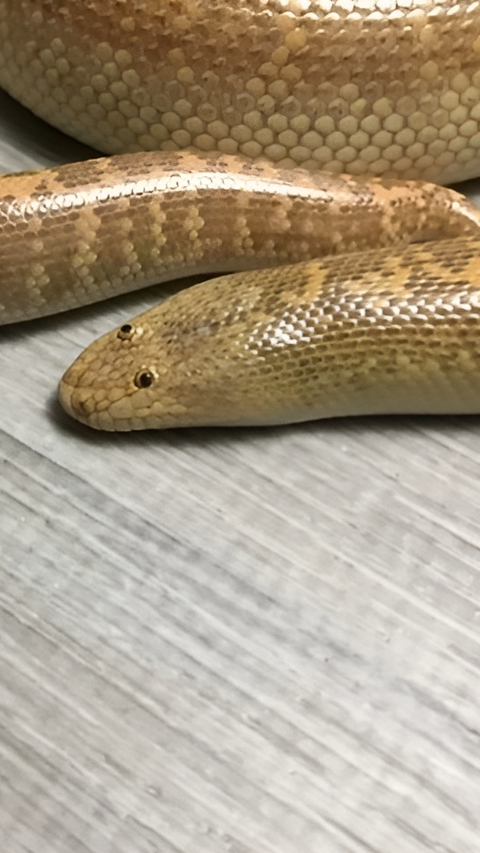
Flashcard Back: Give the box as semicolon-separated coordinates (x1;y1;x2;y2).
134;369;155;389
117;323;135;340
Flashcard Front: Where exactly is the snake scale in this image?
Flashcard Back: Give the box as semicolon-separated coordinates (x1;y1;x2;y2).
3;1;480;429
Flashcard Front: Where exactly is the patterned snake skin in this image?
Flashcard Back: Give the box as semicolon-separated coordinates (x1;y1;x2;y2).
2;1;480;428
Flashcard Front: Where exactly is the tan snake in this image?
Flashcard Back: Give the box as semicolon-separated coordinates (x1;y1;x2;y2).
3;0;480;429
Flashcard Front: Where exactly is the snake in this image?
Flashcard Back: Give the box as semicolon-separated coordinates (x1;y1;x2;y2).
3;1;480;429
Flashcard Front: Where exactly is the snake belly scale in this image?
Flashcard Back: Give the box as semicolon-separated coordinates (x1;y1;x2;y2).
3;1;480;429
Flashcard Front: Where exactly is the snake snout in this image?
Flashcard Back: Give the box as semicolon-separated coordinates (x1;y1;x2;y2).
58;371;97;428
58;359;119;430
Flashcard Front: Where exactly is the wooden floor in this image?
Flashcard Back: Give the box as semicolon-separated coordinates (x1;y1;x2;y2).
2;86;480;853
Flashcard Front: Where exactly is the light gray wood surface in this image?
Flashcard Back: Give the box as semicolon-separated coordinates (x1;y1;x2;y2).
1;86;480;853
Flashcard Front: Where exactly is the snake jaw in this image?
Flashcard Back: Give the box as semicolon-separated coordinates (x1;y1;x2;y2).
58;367;195;431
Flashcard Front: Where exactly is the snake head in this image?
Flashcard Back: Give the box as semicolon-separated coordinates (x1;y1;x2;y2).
58;268;320;430
58;309;207;430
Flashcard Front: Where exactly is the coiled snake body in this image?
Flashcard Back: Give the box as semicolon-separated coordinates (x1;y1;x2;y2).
2;0;480;429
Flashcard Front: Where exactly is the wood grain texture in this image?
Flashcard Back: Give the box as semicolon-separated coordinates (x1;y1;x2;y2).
1;87;480;853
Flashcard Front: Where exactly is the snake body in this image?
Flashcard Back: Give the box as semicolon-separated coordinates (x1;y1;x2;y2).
3;151;480;324
3;1;480;428
3;0;480;184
